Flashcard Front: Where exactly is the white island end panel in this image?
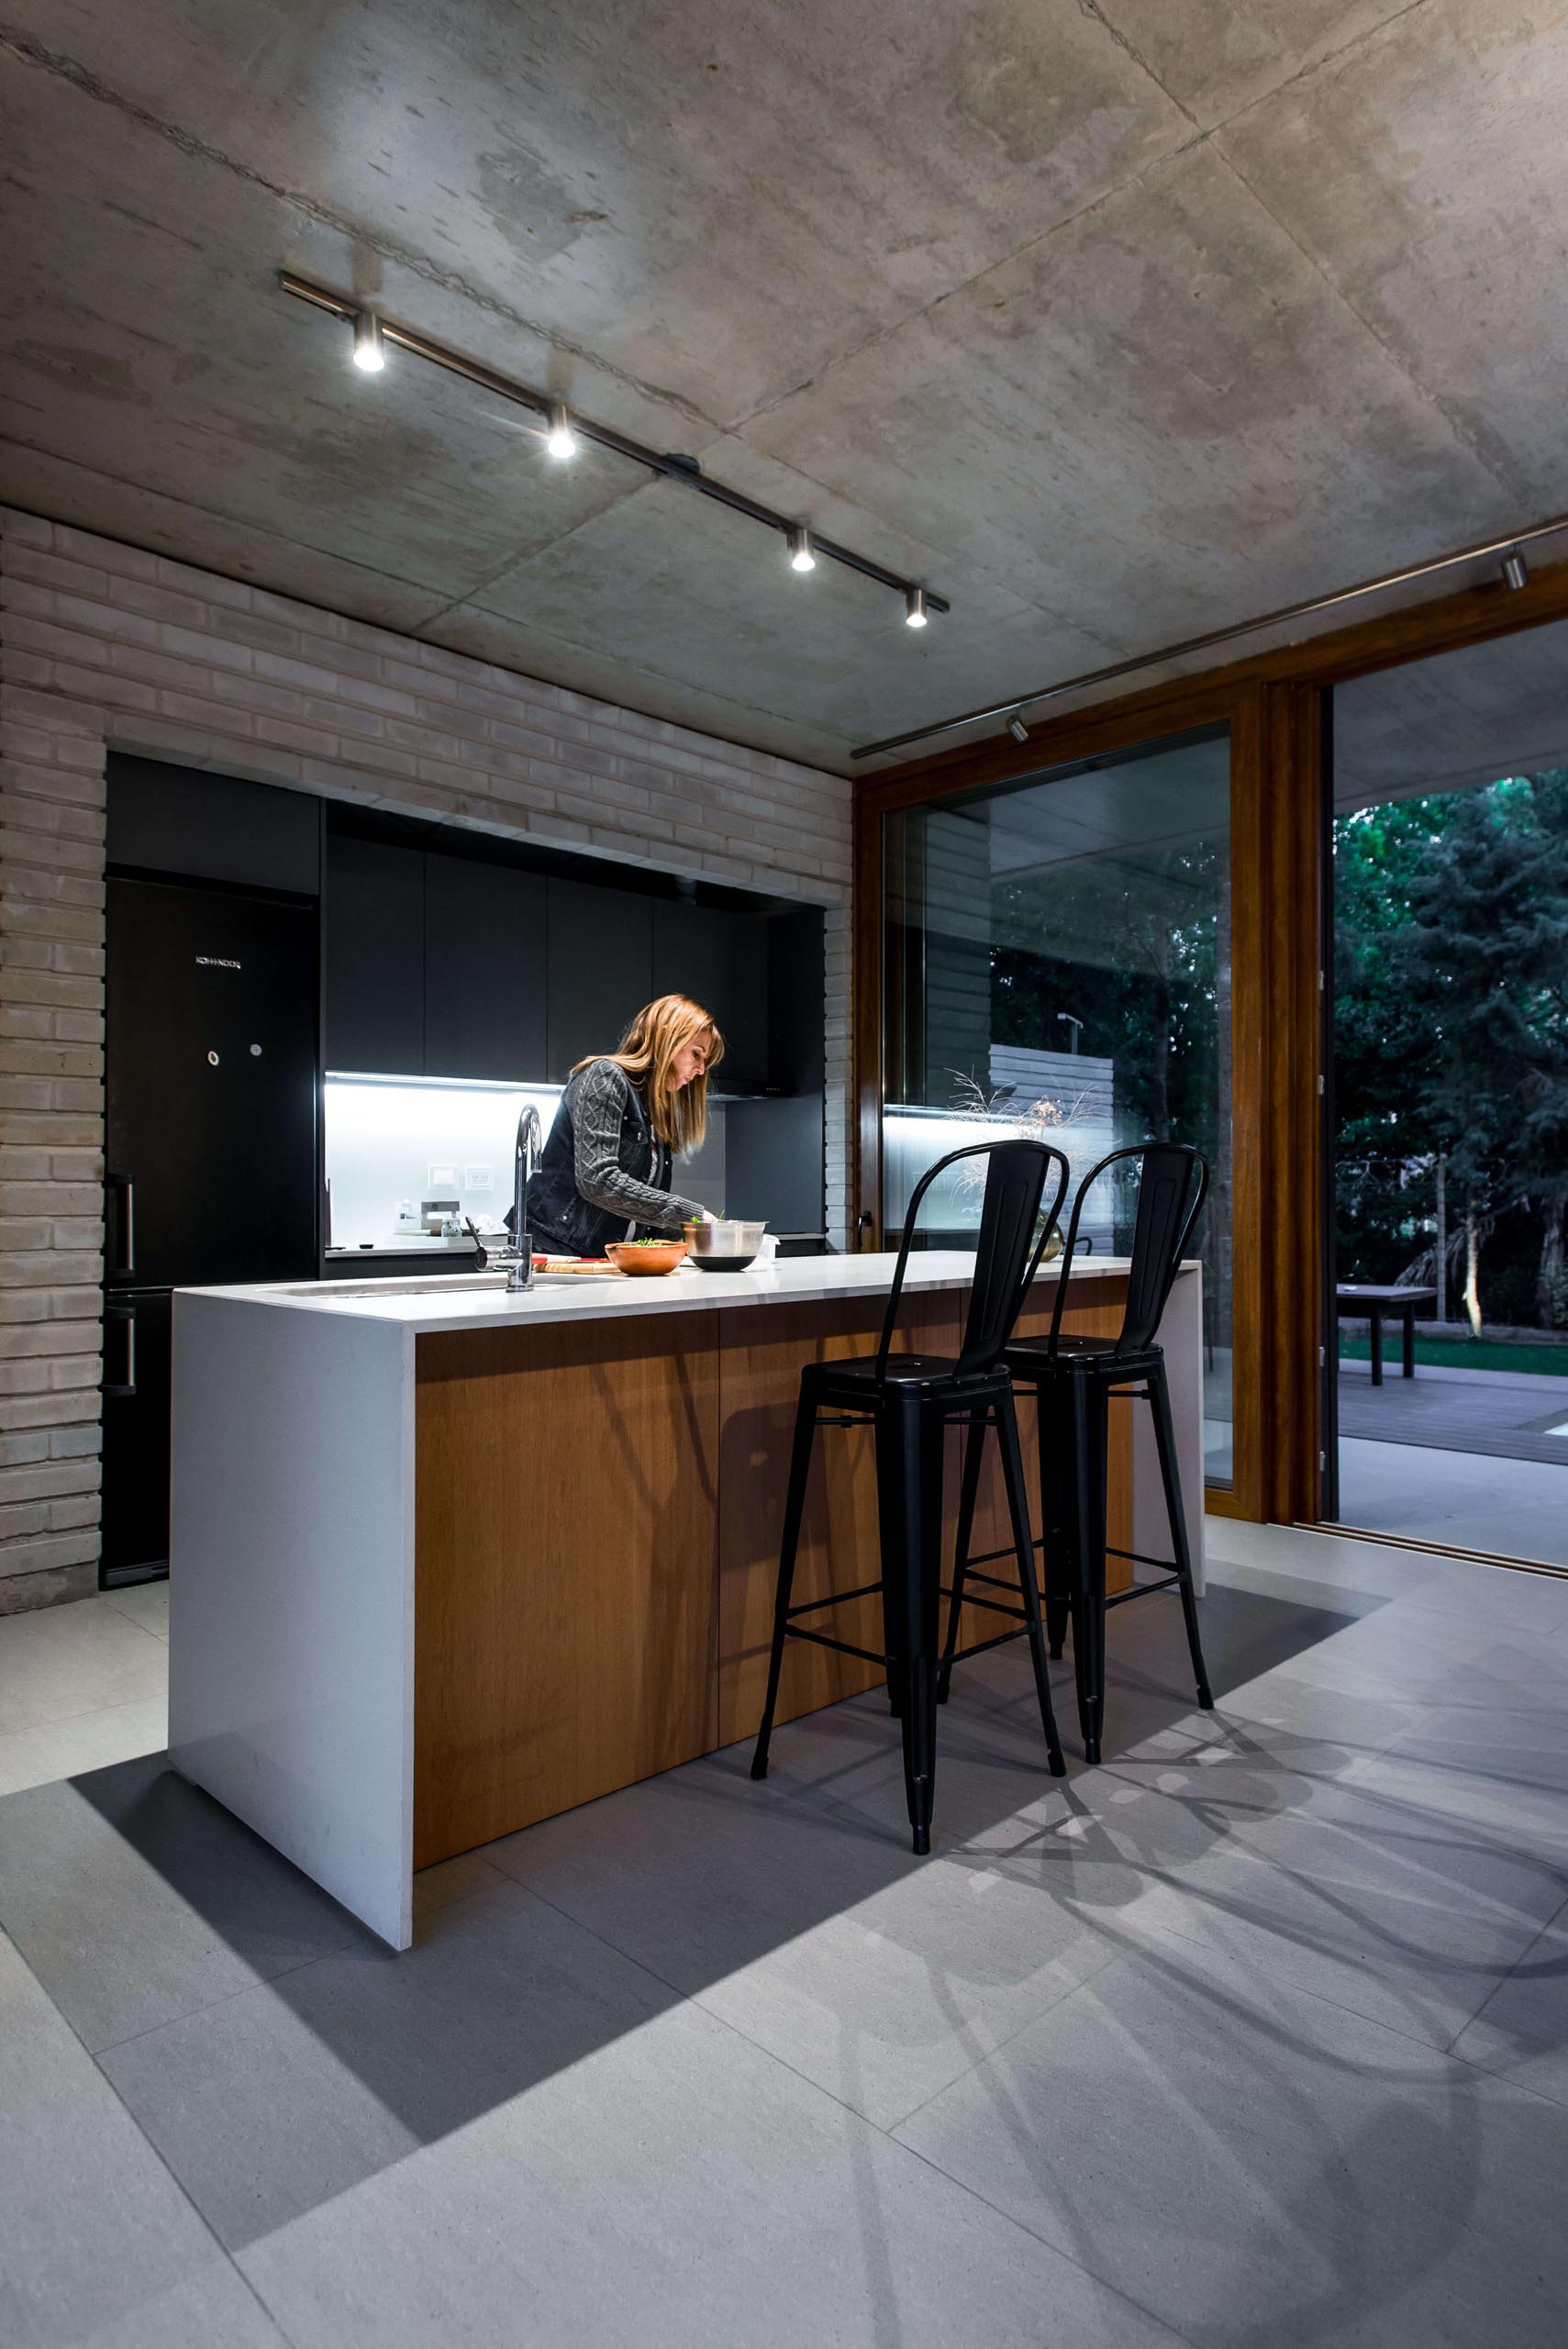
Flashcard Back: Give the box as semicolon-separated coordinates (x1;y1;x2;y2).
167;1291;416;1949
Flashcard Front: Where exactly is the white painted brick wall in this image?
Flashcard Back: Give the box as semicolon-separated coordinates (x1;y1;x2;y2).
0;506;852;1611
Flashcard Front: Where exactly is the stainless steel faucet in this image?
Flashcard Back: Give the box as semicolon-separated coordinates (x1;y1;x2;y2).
507;1104;543;1292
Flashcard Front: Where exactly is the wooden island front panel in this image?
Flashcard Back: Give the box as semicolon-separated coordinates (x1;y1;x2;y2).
414;1275;1131;1868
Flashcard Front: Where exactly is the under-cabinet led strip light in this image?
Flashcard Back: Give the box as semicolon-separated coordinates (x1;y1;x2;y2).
280;272;948;626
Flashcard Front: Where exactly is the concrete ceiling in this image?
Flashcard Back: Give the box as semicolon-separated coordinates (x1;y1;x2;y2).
1334;614;1568;808
4;1;1568;774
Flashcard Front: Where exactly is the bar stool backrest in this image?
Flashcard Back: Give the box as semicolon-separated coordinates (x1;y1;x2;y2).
1043;1143;1209;1355
876;1140;1067;1382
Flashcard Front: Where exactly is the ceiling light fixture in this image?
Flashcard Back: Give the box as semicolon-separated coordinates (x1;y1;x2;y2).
786;526;816;573
1007;712;1029;743
351;311;385;373
280;273;946;626
1502;548;1529;591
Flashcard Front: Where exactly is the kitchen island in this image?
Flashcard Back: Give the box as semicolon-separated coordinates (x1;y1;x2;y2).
168;1252;1203;1946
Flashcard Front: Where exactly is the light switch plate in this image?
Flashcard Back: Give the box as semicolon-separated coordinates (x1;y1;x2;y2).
428;1163;458;1189
464;1163;495;1190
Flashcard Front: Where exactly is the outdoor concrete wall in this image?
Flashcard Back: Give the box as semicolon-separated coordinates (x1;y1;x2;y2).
0;506;851;1613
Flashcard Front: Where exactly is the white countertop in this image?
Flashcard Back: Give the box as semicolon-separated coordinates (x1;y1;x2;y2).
180;1250;1155;1338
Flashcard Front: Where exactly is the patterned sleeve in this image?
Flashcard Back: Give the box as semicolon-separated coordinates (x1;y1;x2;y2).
572;1062;708;1230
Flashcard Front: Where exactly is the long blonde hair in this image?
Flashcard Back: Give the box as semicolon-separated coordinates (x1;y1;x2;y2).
575;994;724;1152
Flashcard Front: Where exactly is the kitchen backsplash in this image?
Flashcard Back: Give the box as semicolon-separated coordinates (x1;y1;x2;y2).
324;1073;728;1248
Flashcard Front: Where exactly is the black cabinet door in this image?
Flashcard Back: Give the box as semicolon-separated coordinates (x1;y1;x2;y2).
105;877;319;1290
651;901;768;1085
325;837;424;1074
424;853;547;1081
100;1289;172;1578
546;879;652;1080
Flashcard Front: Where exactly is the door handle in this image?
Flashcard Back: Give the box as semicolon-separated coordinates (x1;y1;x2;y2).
106;1174;136;1278
103;1302;137;1398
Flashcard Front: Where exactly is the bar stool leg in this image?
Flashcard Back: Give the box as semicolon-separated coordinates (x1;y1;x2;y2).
995;1390;1064;1776
879;1392;943;1854
751;1390;819;1781
938;1408;988;1703
1032;1381;1073;1659
1068;1370;1110;1765
1147;1358;1213;1711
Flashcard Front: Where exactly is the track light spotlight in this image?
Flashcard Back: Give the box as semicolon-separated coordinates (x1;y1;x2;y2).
283;274;950;624
351;311;385;373
1502;548;1529;591
1007;712;1029;743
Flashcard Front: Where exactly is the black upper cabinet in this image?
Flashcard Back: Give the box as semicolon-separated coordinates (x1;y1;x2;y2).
546;879;652;1080
424;853;547;1081
107;755;321;897
652;900;768;1085
325;836;425;1074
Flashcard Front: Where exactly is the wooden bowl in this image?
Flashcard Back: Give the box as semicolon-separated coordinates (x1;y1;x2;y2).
606;1241;688;1276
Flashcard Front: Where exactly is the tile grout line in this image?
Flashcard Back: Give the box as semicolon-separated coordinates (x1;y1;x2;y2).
487;1856;1206;2344
5;1931;311;2349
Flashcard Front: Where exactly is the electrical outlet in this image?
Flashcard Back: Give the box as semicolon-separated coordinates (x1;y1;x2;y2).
428;1163;457;1189
464;1163;495;1191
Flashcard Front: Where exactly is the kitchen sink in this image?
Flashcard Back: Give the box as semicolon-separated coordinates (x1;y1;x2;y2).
284;1271;620;1299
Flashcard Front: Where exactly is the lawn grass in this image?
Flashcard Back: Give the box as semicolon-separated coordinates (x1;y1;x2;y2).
1339;1334;1568;1377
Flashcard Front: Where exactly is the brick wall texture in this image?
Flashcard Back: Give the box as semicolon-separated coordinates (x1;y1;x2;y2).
0;506;852;1613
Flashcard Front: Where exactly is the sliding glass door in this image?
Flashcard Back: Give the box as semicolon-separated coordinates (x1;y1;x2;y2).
880;724;1236;1490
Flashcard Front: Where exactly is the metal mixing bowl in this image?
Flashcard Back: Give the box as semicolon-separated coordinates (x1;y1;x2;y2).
684;1218;767;1272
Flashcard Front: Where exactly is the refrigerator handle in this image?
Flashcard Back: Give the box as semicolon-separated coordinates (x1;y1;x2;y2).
106;1173;136;1278
103;1301;138;1399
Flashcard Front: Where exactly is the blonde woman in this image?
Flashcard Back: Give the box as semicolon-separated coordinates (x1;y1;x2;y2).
521;995;724;1257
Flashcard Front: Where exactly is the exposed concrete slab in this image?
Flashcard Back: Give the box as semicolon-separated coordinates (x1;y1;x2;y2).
3;1;1564;767
1218;0;1568;507
1333;612;1568;809
740;139;1513;640
1086;2;1412;129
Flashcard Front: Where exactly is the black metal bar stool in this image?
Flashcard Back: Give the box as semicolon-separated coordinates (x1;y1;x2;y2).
941;1143;1213;1765
750;1138;1071;1854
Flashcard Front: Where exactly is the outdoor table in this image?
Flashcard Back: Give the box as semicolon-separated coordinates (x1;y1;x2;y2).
1335;1284;1438;1385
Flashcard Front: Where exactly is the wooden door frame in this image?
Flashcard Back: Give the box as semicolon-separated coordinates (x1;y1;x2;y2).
853;553;1568;1524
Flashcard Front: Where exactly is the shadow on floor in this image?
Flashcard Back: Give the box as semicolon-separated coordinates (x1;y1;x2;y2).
0;1575;1374;2252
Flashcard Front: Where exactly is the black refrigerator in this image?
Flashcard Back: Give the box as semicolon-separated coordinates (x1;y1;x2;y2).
102;875;320;1581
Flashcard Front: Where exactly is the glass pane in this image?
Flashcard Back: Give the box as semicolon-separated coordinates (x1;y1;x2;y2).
882;725;1234;1488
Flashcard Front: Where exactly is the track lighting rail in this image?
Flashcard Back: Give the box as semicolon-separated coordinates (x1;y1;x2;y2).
280;272;948;622
850;511;1568;760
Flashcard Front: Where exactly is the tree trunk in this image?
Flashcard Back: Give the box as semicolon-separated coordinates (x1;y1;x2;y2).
1463;1200;1484;1337
1539;1197;1568;1329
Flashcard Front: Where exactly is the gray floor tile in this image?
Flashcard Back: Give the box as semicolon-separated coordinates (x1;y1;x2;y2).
1340;1733;1568;1865
72;2263;289;2348
98;1877;680;2249
102;1582;171;1643
1451;1902;1568;2106
0;1598;167;1735
0;1930;254;2349
491;1735;1129;2129
410;1849;507;1920
968;1714;1562;2048
238;1994;1191;2349
0;1692;167;1800
895;1933;1568;2349
0;1753;365;2053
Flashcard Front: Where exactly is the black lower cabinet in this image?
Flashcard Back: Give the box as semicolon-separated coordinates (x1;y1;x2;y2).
100;1290;172;1582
